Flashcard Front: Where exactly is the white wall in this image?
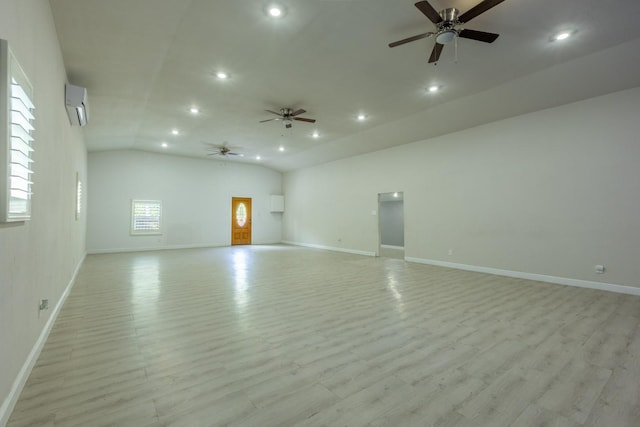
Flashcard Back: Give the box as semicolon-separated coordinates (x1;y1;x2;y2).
87;150;282;253
283;87;640;289
0;0;87;423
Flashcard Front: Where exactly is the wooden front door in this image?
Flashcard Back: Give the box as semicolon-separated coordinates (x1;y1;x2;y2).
231;197;252;245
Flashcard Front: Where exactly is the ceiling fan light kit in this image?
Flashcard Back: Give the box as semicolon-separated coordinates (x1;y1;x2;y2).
389;0;505;63
436;30;457;44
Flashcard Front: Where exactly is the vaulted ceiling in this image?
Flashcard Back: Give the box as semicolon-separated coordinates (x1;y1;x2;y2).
49;0;640;171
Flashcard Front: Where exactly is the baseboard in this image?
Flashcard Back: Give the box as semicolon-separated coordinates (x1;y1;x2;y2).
0;253;86;427
87;242;285;255
87;243;224;255
405;257;640;296
381;245;404;250
282;241;376;257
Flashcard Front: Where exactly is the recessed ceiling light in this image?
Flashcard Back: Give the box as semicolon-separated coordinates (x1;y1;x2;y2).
161;142;168;148
279;146;285;152
312;131;319;138
393;192;398;197
552;31;573;42
171;129;179;135
268;7;283;17
256;155;261;160
428;85;440;93
357;114;367;121
189;107;199;114
216;71;228;79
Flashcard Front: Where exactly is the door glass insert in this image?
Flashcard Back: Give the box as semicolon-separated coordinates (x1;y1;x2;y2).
236;202;247;226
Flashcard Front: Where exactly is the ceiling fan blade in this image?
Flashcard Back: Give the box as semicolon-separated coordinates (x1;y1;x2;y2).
227;152;240;156
259;118;279;123
459;0;506;23
415;1;442;24
265;109;282;116
290;108;306;116
428;42;444;63
294;117;316;123
458;29;499;43
389;32;434;48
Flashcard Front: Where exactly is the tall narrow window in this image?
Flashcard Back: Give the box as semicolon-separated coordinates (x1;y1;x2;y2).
75;172;82;220
1;39;35;222
131;200;162;235
235;202;247;227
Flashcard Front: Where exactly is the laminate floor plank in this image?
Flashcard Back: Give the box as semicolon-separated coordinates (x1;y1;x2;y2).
299;375;414;427
371;368;485;427
583;398;640;427
596;353;640;407
7;245;640;426
535;359;612;424
511;404;581;427
457;367;555;426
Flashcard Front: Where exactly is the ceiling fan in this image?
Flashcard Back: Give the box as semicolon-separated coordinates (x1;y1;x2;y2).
389;0;505;63
260;108;316;129
203;142;243;157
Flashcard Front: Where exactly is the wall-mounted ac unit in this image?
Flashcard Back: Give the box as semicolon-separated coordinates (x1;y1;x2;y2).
65;83;89;126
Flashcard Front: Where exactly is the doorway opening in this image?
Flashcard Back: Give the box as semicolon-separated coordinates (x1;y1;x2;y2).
378;192;404;259
231;197;252;245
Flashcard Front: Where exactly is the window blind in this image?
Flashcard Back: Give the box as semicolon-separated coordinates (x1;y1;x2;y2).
1;38;35;222
131;200;162;235
9;78;35;217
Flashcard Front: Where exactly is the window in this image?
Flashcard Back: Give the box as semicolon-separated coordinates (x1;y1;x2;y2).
131;200;162;235
1;39;35;222
235;202;247;227
75;172;82;220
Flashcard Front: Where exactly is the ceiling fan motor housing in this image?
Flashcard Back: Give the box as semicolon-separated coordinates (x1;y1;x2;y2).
436;8;460;44
440;7;459;23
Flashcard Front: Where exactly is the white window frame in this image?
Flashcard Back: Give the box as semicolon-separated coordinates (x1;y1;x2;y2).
131;199;162;235
0;39;35;222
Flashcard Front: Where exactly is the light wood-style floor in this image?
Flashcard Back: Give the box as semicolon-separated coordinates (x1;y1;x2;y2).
8;245;640;426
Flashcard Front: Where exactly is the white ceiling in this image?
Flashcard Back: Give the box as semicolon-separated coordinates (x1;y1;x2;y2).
49;0;640;172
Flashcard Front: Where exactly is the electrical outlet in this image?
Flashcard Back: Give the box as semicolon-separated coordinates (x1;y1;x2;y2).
448;249;453;256
595;265;605;274
39;299;49;310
